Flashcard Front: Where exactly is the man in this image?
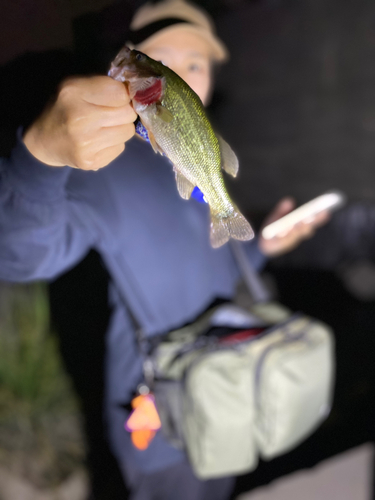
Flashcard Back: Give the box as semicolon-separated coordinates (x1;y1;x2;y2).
1;1;326;498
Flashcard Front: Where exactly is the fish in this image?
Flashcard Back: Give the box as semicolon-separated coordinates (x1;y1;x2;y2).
108;46;254;248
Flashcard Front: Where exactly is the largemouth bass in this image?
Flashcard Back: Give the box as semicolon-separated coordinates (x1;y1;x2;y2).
109;46;254;248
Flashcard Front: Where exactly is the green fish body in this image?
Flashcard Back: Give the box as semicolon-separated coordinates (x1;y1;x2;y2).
109;47;254;248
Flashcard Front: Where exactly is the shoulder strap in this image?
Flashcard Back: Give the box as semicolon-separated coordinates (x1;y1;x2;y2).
229;240;272;304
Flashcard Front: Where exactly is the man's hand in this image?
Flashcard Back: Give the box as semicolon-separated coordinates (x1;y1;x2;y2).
23;76;137;170
259;197;330;257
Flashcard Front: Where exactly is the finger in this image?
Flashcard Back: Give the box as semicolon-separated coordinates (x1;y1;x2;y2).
92;143;126;170
292;222;315;239
92;123;136;150
272;223;312;244
277;197;296;214
91;103;138;128
262;197;296;226
301;213;326;235
310;210;331;228
67;76;130;107
259;235;297;257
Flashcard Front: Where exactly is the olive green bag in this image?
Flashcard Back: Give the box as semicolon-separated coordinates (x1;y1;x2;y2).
146;243;335;479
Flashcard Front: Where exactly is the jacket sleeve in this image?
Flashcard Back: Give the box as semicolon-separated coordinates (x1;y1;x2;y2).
0;131;95;282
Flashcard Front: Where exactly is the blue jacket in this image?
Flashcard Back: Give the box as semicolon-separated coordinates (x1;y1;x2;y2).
0;131;265;474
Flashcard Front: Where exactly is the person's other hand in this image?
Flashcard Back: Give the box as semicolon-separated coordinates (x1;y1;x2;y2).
23;76;137;170
258;197;330;257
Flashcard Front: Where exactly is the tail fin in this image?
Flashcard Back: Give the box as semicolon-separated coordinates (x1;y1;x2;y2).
210;206;254;248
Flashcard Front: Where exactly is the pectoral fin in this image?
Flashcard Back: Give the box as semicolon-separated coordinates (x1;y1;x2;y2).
156;104;174;123
174;168;195;200
218;135;239;177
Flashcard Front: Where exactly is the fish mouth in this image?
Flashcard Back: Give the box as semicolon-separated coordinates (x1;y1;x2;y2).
112;46;132;66
108;46;132;81
108;46;160;83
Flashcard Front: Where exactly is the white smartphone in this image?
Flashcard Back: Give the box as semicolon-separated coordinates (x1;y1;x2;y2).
261;190;346;240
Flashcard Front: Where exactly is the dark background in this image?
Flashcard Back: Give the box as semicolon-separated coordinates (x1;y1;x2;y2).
3;0;375;212
3;0;375;498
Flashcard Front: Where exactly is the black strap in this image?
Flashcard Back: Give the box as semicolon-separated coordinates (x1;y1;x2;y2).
124;240;271;388
229;240;272;304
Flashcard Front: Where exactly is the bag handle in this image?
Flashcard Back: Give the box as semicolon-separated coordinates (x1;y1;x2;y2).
229;240;272;304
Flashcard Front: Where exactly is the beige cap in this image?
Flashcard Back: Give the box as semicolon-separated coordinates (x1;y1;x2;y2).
129;0;229;62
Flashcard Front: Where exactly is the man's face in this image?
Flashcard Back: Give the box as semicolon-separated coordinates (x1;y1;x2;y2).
139;29;213;105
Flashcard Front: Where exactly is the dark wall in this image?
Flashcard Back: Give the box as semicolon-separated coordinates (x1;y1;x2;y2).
3;0;375;216
211;0;375;214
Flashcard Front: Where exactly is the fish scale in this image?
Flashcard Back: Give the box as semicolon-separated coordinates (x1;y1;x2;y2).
155;82;224;205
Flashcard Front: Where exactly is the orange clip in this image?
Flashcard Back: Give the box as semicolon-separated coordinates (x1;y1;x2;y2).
125;393;161;450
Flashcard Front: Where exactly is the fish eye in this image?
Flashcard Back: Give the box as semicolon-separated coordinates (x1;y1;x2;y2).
136;53;145;61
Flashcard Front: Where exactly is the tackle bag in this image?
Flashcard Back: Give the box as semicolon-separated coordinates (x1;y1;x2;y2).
144;242;336;479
